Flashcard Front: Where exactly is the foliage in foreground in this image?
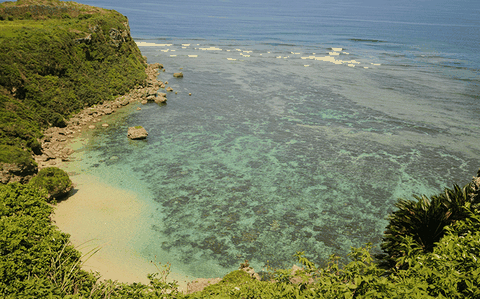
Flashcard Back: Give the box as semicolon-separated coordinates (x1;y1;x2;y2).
1;172;480;298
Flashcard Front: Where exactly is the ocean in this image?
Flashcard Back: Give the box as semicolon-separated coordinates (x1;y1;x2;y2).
57;0;480;278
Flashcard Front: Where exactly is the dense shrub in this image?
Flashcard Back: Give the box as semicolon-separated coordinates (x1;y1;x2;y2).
0;145;36;166
28;167;72;201
0;183;97;297
378;178;480;270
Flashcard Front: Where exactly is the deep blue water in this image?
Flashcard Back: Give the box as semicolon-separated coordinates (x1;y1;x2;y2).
20;0;480;277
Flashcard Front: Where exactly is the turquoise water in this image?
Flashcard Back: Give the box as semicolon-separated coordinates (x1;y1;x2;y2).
62;0;479;278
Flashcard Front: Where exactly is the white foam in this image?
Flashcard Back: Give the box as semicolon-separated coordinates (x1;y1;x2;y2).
136;42;172;47
188;55;198;58
331;47;343;51
199;47;222;51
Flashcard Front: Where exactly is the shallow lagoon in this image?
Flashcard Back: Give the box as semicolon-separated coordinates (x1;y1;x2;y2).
61;39;480;279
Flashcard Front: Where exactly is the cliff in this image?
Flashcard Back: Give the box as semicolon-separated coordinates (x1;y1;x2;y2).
0;0;147;183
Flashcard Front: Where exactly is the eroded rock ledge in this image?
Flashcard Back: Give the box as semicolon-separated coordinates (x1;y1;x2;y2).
34;63;165;169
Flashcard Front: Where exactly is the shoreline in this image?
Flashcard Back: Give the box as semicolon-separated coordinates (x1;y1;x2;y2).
47;63;194;292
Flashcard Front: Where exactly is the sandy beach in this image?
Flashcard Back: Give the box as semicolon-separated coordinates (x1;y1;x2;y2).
52;172;156;282
52;170;191;291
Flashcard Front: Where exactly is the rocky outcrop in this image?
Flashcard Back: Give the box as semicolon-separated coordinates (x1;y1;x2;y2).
0;162;37;184
187;278;222;294
240;265;261;281
127;126;148;140
33;63;166;169
173;72;183;78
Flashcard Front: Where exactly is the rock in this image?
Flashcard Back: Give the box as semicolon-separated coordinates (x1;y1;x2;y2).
173;72;183;78
88;125;95;129
289;265;314;285
137;107;142;110
187;278;222;294
166;87;173;92
165;81;169;84
158;92;167;98
102;123;109;127
127;126;148;140
104;108;114;115
0;162;38;184
189;93;192;96
240;266;261;281
141;100;148;105
75;34;92;44
121;99;130;106
155;97;167;104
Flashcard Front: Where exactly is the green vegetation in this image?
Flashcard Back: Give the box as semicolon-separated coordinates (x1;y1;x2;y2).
0;144;37;165
1;1;480;298
0;0;147;168
1;170;479;297
28;167;72;201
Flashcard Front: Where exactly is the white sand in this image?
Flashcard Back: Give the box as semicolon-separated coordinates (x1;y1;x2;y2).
52;173;190;290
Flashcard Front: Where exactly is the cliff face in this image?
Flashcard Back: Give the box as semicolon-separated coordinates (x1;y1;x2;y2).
0;0;147;183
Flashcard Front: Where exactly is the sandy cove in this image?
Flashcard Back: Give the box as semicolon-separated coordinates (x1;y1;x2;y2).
47;63;262;293
47;63;195;292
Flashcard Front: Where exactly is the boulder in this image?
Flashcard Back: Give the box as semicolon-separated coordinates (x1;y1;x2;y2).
166;87;173;92
151;63;164;69
128;126;148;140
104;108;114;115
173;72;184;78
155;97;167;104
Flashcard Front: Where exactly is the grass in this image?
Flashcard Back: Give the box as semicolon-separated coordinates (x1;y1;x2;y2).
0;0;146;168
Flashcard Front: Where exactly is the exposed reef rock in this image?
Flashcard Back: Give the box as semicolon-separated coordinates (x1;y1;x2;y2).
34;63;165;169
173;72;184;78
127;126;148;140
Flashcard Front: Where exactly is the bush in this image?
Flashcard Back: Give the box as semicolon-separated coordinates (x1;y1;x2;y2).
28;167;72;202
0;144;35;166
0;183;97;297
378;179;480;270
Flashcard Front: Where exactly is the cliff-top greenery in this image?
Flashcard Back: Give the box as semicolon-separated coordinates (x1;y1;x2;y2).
1;1;480;298
0;0;147;165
